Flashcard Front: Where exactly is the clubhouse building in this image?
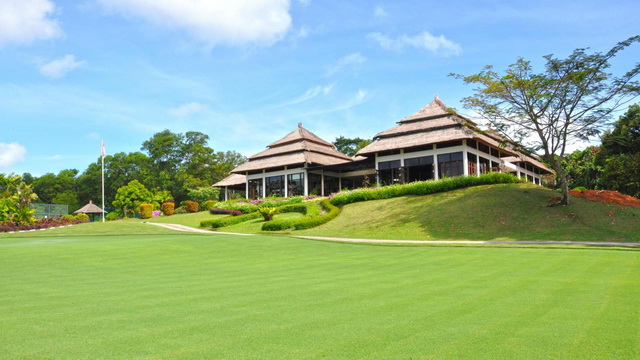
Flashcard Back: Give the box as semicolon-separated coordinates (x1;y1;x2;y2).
214;97;553;200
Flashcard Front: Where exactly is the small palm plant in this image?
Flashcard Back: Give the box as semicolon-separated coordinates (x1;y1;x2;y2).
258;206;279;221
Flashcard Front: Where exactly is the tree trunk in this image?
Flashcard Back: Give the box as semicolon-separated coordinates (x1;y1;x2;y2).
550;160;569;206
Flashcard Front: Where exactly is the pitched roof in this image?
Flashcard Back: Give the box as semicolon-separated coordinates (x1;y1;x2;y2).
398;96;451;123
213;173;246;187
231;123;352;173
74;200;106;214
268;123;335;147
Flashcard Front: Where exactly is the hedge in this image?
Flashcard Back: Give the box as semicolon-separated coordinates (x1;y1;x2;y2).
161;202;175;216
200;211;261;228
329;173;522;207
261;200;340;231
185;201;199;213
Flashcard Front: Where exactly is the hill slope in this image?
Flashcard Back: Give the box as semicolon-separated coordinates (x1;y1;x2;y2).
297;183;640;242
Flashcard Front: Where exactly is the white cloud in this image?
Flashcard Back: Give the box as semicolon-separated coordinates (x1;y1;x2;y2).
0;0;61;47
374;5;388;19
325;53;366;77
367;31;462;56
169;102;208;117
97;0;293;47
0;142;27;170
39;55;86;79
273;84;334;108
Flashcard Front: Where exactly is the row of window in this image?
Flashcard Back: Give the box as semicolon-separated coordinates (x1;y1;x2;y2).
248;173;305;198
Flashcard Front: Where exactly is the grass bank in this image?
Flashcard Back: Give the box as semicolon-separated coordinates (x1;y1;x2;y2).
297;183;640;242
1;231;638;359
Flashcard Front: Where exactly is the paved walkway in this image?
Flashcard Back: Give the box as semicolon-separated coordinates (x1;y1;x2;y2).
145;223;640;248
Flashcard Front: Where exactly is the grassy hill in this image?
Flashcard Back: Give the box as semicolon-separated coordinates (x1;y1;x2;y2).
296;183;640;242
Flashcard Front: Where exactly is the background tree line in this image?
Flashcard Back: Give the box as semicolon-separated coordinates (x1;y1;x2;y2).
11;130;246;213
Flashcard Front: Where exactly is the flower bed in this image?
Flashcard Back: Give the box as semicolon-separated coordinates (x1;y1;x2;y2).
569;190;640;209
0;216;88;233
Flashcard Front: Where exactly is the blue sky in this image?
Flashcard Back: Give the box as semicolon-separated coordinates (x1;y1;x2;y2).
1;0;639;176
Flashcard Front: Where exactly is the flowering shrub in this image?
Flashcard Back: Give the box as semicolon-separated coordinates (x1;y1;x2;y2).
185;201;199;213
152;210;162;217
0;215;88;233
161;202;175;216
209;208;243;216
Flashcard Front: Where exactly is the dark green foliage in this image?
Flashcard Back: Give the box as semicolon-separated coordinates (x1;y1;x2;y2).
597;104;640;198
330;173;522;207
291;200;341;230
333;136;372;156
201;212;261;228
260;203;317;231
561;146;602;190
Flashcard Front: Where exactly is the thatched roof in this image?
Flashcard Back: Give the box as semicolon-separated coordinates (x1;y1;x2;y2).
502;155;553;174
74;200;106;214
213;173;246;187
231;123;352;173
357;97;524;159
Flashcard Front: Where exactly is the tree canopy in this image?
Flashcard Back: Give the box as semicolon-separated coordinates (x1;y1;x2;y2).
333;136;371;157
453;36;640;204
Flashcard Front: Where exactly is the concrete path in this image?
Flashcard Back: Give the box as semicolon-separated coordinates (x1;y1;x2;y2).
145;223;639;248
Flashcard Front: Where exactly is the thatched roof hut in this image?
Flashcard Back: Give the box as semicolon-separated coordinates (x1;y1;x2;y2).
232;123;352;173
74;200;106;214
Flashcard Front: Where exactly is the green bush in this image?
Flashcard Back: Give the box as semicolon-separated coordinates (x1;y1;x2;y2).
291;200;341;230
330;173;522;207
139;203;153;219
201;200;217;211
105;212;119;221
174;206;188;214
201;211;262;228
74;213;90;222
572;186;588;191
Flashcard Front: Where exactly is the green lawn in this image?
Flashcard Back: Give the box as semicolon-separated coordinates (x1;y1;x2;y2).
1;229;639;359
298;183;640;242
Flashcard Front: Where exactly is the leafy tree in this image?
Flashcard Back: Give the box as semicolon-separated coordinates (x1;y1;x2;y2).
187;186;221;204
561;146;602;190
333;136;372;157
112;180;153;218
596;104;640;197
0;174;38;224
453;36;640;205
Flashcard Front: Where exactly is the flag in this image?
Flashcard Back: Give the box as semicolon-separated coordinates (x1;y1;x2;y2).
101;140;105;158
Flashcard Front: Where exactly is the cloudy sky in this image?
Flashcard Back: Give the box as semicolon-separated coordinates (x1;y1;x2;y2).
1;0;639;176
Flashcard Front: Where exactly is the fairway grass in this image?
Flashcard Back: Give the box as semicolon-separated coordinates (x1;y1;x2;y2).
1;231;639;359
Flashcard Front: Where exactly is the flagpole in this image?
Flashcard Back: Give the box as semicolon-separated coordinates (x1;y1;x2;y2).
101;140;105;223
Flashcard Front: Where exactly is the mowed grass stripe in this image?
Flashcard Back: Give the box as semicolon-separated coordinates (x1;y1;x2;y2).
1;234;639;359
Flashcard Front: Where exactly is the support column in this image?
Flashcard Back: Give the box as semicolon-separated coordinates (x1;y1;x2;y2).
303;169;309;196
224;186;228;201
433;145;439;180
462;140;469;176
245;172;249;199
320;170;325;197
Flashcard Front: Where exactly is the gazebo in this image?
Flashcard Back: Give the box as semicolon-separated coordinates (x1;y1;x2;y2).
74;200;106;222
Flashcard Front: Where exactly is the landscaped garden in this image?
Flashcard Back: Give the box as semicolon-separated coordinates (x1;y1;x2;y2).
1;225;639;359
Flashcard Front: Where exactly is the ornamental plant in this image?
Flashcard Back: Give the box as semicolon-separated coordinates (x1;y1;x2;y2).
161;202;175;216
139;203;153;219
185;201;199;213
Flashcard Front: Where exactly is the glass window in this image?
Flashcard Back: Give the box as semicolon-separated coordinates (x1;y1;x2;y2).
287;173;304;197
467;153;477;175
438;152;464;178
490;148;499;157
265;175;284;197
248;179;263;199
467;139;477;149
378;160;402;185
478;142;490;154
479;157;490;174
404;156;434;182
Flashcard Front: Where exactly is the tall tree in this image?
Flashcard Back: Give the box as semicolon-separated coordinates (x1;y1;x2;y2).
453;36;640;204
333;136;372;157
596;104;640;197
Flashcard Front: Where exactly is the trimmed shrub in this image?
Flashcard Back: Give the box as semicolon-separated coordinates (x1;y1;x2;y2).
209;208;243;216
261;200;340;231
0;215;88;233
201;211;261;228
330;173;521;207
572;186;588;191
161;202;175;216
174;206;188;214
185;201;199;213
75;213;90;222
201;200;217;211
139;203;153;219
105;212;119;221
291;200;341;230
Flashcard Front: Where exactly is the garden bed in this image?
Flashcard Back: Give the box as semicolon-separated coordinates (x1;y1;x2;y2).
569;190;640;209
